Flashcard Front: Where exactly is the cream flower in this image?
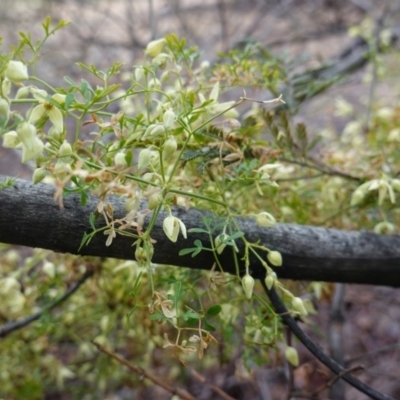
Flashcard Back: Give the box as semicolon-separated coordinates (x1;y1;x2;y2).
256;211;276;227
145;38;166;57
242;273;255;299
15;122;44;162
29;89;65;133
5;60;29;83
163;214;187;243
198;81;238;117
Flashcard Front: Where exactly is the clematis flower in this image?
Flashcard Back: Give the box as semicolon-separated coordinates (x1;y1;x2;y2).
163;214;187;243
256;211;276;227
29;89;65;133
15;122;44;162
198;81;238;118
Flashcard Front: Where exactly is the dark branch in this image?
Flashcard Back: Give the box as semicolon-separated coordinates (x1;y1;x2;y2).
0;176;399;286
260;279;394;400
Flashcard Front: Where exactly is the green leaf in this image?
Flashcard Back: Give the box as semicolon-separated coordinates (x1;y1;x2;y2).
42;16;51;35
204;320;216;332
206;304;222;317
190;248;202;258
79;232;91;250
179;248;197;256
228;231;245;240
89;212;96;230
149;313;165;320
172;281;185;303
193;239;203;247
65;93;75;109
182;310;203;321
80;190;88;206
64;76;76;87
125;150;133;166
0;176;15;190
93;84;121;101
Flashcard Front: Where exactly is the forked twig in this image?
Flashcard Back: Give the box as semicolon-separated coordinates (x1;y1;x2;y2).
92;341;196;400
190;368;236;400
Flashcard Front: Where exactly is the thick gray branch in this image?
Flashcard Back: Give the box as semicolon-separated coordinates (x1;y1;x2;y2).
0;176;399;286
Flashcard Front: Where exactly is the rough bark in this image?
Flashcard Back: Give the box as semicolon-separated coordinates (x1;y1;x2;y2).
0;176;399;286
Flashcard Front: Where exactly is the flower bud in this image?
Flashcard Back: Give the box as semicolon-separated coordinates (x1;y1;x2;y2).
33;167;46;184
162;136;177;161
149;124;165;138
152;53;169;69
114;151;127;166
135;246;148;265
256;211;276;227
16;122;36;143
143;123;165;140
54;160;69;174
47;126;63;140
374;221;396;235
267;250;282;267
292;297;308;316
0;98;10;124
52;93;66;104
15;86;30;99
147;190;162;210
2;131;19;148
2;79;11;96
59;140;72;157
163;109;176;129
5;60;29;83
138;148;152;171
214;233;228;254
145;38;166;57
351;189;365;206
264;274;275;290
242;273;255;300
148;78;161;90
43;261;56;278
285;346;299;367
134;67;145;82
125;196;140;213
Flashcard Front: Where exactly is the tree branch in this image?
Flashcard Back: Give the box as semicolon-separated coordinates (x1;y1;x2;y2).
0;176;399;286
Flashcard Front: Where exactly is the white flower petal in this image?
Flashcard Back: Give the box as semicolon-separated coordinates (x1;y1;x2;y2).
48;106;64;133
29;104;46;124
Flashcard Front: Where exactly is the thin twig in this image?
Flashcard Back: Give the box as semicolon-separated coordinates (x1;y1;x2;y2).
329;364;365;387
346;343;400;365
260;278;394;400
328;283;346;399
190;368;236;400
279;157;361;182
92;341;196;400
0;269;94;338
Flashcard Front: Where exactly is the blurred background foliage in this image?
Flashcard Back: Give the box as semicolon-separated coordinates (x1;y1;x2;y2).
1;1;400;399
